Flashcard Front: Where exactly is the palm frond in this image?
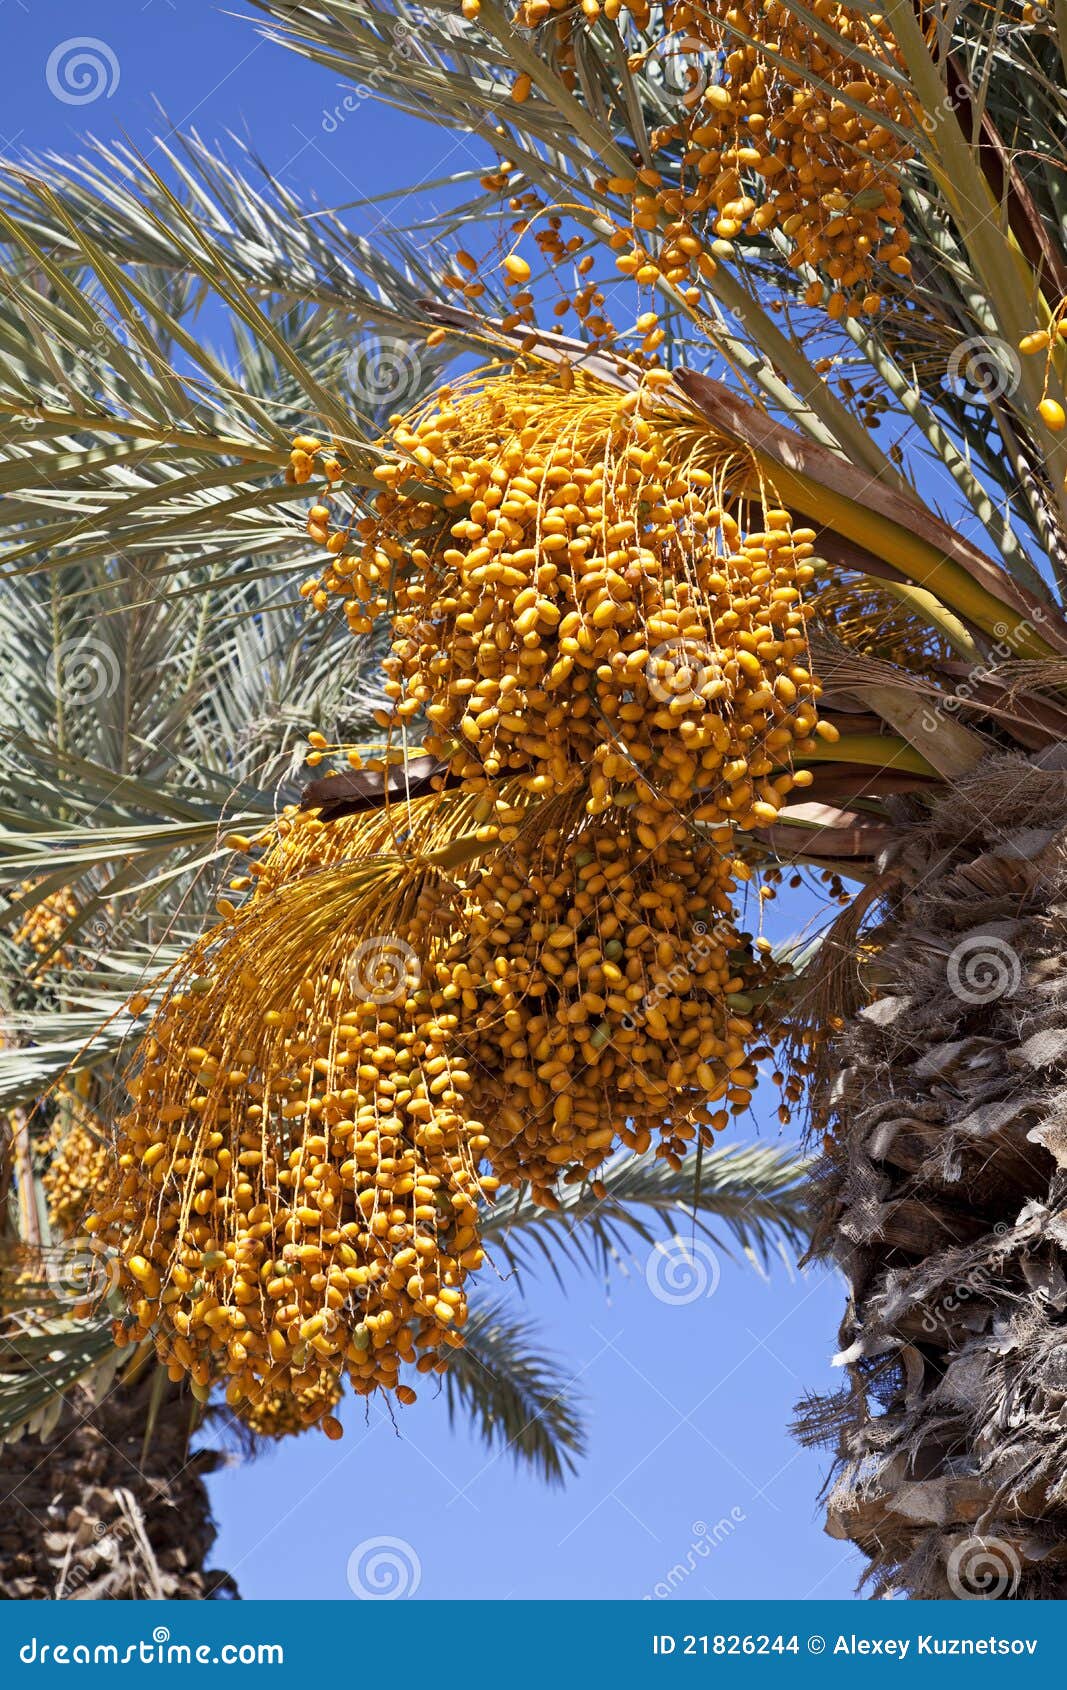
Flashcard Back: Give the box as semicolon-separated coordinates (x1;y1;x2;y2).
439;1296;586;1484
483;1142;811;1285
2;128;454;348
0;991;163;1108
248;0;894;466
249;0;1067;594
0;1302;125;1445
0;138;451;591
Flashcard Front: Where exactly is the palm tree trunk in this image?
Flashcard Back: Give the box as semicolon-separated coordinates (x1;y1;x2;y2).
799;755;1067;1598
0;1372;236;1599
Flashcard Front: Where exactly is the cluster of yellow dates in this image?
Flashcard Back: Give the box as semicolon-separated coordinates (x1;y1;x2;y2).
10;881;81;968
453;818;781;1205
481;0;912;318
42;1108;109;1239
88;364;826;1435
307;369;828;825
87;924;496;1433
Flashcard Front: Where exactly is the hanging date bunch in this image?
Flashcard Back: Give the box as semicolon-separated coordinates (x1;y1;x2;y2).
510;0;913;316
41;1096;110;1239
300;363;832;828
9;879;82;969
85;852;499;1436
237;1374;343;1439
446;804;787;1206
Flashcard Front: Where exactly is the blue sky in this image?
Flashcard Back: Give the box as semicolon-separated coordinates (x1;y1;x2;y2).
4;1;861;1601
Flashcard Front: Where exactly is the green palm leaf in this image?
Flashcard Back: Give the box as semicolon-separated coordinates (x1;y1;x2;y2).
440;1297;587;1484
483;1143;810;1284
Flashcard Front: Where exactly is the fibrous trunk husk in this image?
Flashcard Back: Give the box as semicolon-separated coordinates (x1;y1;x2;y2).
0;1373;236;1599
800;753;1067;1598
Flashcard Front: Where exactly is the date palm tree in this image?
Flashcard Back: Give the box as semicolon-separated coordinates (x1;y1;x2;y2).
0;131;807;1597
4;0;1067;1602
